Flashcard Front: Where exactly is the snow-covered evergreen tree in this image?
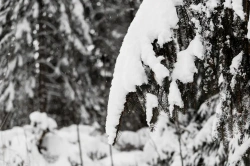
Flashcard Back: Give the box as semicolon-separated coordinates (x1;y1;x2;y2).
0;0;102;128
89;0;146;130
106;0;250;165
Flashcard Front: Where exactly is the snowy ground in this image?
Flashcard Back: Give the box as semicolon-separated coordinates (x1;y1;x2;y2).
0;111;196;166
0;112;153;166
1;108;247;166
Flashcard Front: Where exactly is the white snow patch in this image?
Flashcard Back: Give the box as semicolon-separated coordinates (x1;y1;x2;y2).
100;151;143;166
25;77;36;97
168;81;183;116
72;0;92;44
172;34;204;83
218;73;224;85
115;128;150;150
146;93;158;126
230;52;243;75
166;34;203;116
229;138;250;165
206;0;219;11
230;52;243;90
195;115;215;146
59;3;72;34
15;18;32;43
232;0;245;20
212;100;223;139
142;112;179;165
30;111;57;131
191;18;202;33
224;0;232;9
190;4;203;14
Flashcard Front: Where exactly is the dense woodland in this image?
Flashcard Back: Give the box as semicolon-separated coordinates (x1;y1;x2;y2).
0;0;250;166
0;0;143;129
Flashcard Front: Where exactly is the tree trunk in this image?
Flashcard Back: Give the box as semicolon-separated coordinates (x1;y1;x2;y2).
37;0;48;112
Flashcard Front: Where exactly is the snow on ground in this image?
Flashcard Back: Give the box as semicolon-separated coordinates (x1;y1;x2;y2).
142;112;180;165
0;111;212;166
0;112;152;166
100;151;145;166
1;104;246;166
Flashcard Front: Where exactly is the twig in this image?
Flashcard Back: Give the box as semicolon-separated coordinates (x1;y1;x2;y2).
0;112;12;130
109;145;114;166
77;125;84;166
175;114;184;166
148;134;161;158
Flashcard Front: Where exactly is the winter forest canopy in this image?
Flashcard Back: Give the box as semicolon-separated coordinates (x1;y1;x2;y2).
0;0;250;165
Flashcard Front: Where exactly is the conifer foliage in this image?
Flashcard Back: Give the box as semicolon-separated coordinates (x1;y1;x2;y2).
0;0;103;127
1;0;250;165
106;0;250;165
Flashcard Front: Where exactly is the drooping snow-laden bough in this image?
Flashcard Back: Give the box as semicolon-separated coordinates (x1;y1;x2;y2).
106;0;250;164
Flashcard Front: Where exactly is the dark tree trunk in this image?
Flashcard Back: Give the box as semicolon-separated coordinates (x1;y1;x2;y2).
37;0;48;112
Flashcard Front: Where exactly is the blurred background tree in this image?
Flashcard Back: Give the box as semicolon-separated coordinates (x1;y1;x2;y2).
0;0;145;131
